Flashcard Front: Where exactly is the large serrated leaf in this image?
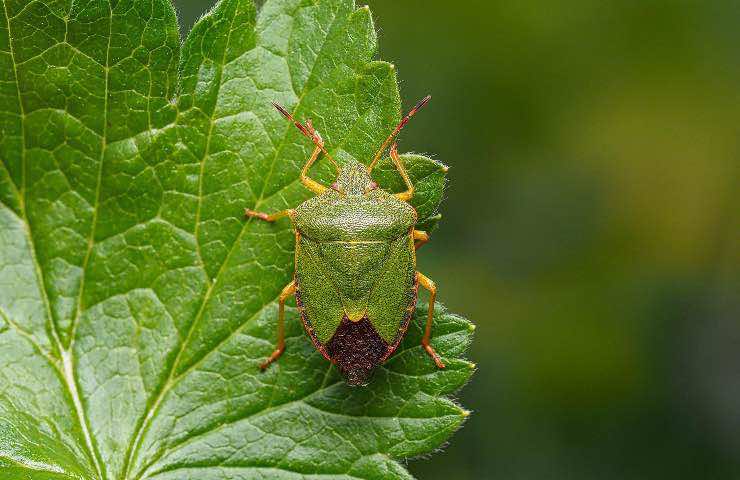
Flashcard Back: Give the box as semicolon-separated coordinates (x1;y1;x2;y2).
0;0;475;478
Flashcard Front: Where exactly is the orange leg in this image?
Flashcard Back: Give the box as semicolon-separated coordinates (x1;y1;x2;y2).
244;208;294;222
413;230;429;250
272;103;339;194
390;143;414;202
260;280;296;370
416;272;445;369
299;143;329;194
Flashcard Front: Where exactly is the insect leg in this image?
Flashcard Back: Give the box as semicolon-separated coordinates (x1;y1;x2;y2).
416;272;445;369
413;230;429;250
300;144;329;194
390;143;414;201
244;208;294;222
272;102;339;194
260;280;297;370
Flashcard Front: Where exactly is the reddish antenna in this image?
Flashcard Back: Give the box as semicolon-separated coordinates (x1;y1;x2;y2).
368;95;431;172
272;102;339;170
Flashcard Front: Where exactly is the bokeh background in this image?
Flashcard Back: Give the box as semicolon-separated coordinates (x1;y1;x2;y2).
174;1;739;478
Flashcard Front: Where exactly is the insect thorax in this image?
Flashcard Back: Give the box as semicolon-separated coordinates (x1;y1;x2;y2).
293;163;416;242
332;160;375;195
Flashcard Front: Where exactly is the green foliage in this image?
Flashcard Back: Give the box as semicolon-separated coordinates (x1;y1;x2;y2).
0;0;474;478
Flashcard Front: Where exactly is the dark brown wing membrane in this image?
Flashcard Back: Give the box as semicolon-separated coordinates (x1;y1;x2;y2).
295;276;419;386
326;316;389;386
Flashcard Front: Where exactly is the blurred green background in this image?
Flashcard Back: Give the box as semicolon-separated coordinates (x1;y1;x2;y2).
175;1;739;478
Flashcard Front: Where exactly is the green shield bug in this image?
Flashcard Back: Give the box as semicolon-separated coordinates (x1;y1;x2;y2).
246;96;444;386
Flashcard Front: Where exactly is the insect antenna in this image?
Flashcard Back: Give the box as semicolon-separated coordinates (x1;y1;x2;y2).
367;95;431;172
272;102;340;171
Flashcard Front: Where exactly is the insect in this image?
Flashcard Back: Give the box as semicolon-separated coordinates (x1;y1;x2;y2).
245;96;444;386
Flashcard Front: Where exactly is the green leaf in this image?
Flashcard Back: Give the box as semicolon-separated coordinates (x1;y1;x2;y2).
0;0;475;478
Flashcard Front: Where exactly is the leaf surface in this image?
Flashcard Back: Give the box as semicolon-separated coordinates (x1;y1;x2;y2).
0;0;474;478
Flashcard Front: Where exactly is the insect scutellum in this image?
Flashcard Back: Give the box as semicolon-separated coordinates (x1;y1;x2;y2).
245;96;443;386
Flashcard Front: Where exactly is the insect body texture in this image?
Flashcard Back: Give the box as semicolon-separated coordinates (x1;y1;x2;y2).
246;97;444;386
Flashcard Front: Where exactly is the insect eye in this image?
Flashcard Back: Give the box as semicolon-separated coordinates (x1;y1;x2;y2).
331;182;341;191
366;181;378;192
